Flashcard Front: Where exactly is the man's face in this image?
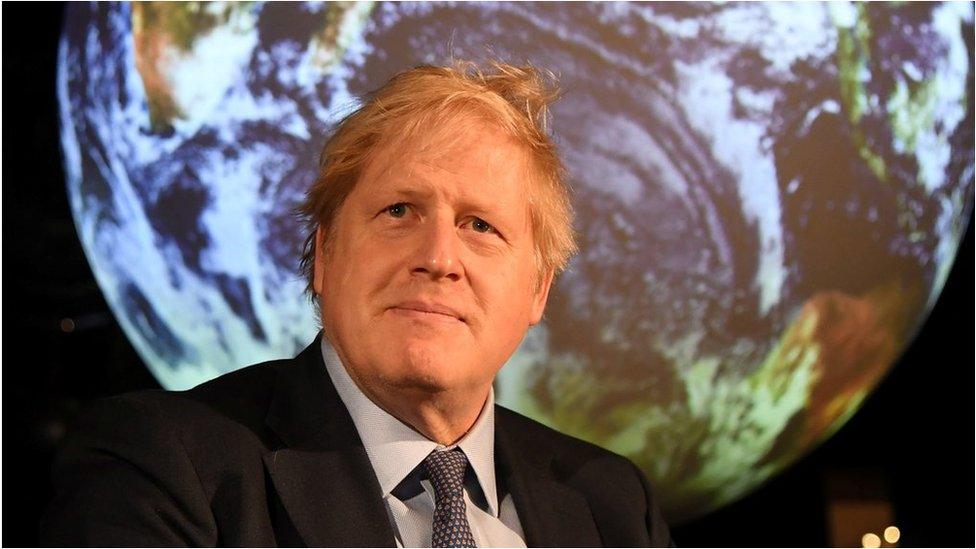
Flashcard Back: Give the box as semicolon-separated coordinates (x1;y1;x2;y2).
314;120;553;399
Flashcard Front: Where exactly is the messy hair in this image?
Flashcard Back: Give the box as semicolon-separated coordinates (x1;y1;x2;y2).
298;60;577;301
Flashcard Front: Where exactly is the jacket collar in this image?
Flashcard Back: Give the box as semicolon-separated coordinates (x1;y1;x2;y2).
263;334;397;547
495;409;603;547
263;334;600;547
321;336;502;516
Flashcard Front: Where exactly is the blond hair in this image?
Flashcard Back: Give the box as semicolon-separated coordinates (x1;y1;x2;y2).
298;60;577;299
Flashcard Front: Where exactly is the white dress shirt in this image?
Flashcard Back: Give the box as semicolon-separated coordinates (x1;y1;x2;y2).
321;338;526;548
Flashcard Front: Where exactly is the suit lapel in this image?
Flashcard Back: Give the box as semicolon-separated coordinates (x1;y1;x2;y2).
263;336;396;547
495;410;602;547
261;337;601;547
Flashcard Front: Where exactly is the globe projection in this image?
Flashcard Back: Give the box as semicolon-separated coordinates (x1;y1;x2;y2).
59;2;974;521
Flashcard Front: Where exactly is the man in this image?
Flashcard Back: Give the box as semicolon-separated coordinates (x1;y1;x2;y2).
42;61;673;547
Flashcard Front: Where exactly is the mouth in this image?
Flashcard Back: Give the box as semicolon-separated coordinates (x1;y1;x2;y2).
389;301;466;323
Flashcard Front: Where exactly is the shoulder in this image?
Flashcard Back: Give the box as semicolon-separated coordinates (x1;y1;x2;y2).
42;359;296;546
495;405;631;464
495;405;674;546
84;357;286;428
60;357;295;470
494;406;651;503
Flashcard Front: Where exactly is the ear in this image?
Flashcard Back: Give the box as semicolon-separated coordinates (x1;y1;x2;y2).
312;226;328;296
528;268;555;326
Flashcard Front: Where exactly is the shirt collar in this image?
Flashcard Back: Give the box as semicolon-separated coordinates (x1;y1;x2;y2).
320;337;500;516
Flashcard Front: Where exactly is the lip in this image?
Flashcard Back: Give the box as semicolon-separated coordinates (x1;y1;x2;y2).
389;301;466;323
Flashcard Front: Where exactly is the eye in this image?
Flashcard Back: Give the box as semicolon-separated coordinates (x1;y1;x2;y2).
470;217;495;234
385;203;408;218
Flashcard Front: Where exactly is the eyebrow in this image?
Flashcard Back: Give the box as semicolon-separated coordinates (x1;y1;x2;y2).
385;184;502;214
377;170;523;222
385;185;437;201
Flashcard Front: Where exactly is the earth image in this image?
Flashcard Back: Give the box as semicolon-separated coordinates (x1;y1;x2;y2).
59;2;974;521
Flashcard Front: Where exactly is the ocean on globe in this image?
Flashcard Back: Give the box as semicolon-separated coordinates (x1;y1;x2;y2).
59;2;974;521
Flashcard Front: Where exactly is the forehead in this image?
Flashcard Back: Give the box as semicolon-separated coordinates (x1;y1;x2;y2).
359;117;534;200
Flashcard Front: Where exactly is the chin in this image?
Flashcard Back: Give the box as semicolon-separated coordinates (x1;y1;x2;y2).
381;343;474;393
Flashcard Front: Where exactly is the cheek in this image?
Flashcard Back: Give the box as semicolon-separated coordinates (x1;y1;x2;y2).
321;240;392;317
469;258;537;333
347;229;397;275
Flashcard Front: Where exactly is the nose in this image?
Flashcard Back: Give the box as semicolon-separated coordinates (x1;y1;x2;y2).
411;215;462;282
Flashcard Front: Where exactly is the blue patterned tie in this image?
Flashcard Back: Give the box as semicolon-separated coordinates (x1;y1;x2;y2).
423;449;477;548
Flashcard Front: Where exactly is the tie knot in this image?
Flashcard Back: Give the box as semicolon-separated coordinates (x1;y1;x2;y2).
423;449;469;501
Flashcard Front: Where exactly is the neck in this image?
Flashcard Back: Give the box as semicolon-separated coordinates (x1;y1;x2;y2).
323;332;491;445
369;386;489;446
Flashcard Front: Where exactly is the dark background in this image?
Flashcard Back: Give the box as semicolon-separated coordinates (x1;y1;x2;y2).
3;3;973;546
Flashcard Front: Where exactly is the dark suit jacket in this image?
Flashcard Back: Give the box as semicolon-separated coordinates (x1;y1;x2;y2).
42;336;673;547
